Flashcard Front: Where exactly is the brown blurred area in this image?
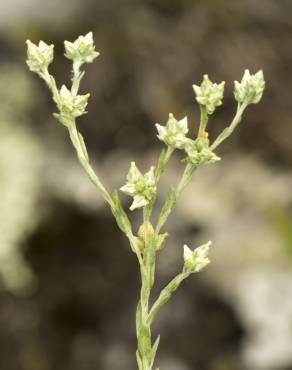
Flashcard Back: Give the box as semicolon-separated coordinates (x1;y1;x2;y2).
1;1;292;370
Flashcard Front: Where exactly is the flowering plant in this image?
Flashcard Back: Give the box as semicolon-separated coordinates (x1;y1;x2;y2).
26;32;265;370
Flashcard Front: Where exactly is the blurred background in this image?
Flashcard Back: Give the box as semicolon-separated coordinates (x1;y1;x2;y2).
1;0;292;369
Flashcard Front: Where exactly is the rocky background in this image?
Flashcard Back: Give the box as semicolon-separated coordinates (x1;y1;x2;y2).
1;0;292;369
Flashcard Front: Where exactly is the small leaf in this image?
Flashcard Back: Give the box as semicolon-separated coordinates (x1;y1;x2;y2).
155;232;168;251
52;113;72;127
111;190;132;235
136;350;143;370
138;324;152;365
136;301;142;338
150;335;160;368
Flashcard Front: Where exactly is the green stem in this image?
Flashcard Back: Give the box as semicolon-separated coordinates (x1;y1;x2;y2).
154;146;174;181
46;61;144;268
68;122;113;206
41;68;59;99
71;59;84;96
210;102;248;150
148;270;190;324
144;146;174;224
68;122;146;269
136;208;160;370
176;163;197;196
198;105;208;137
156;163;197;234
136;259;152;369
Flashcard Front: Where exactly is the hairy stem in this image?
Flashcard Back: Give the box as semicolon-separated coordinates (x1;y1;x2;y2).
156;162;197;234
198;105;208;137
68;122;113;206
155;146;174;181
67;122;145;269
144;146;174;223
136;218;157;370
43;65;143;263
210;102;248;150
148;270;190;324
71;59;83;96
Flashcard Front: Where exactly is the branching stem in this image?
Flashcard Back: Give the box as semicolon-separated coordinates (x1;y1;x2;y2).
26;36;264;370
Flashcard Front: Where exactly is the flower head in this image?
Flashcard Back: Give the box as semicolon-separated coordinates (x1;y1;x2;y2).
64;32;100;64
184;137;220;166
26;40;54;73
156;113;189;149
120;162;156;210
55;85;89;118
193;75;225;114
183;241;211;272
234;69;265;105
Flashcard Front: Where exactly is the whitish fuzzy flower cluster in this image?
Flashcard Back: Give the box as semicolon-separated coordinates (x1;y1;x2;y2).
26;40;54;73
184;137;220;166
55;85;89;117
26;34;97;127
120;162;156;210
156;114;220;166
193;75;225;114
156;114;188;149
64;32;100;64
234;69;265;105
183;241;211;272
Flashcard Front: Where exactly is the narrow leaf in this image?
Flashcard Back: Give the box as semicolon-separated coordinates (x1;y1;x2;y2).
136;301;142;338
136;350;143;370
138;324;152;365
111;190;132;235
150;335;160;368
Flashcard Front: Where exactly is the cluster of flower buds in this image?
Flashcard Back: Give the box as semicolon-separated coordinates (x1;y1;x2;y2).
156;114;188;149
120;162;156;210
183;241;211;273
234;69;265;105
156;115;219;166
155;70;265;167
26;40;54;74
137;222;168;252
26;33;101;127
64;32;100;65
193;75;225;115
184;137;220;166
53;85;89;126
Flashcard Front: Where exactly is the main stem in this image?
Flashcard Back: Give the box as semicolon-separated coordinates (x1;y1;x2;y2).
136;264;152;370
210;102;248;150
136;210;157;370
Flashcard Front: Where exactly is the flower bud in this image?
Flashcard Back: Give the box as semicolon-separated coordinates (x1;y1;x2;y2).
183;241;211;272
55;85;89;118
26;40;54;73
156;113;189;149
234;69;265;105
184;137;220;166
64;32;100;64
193;75;225;114
120;162;156;210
